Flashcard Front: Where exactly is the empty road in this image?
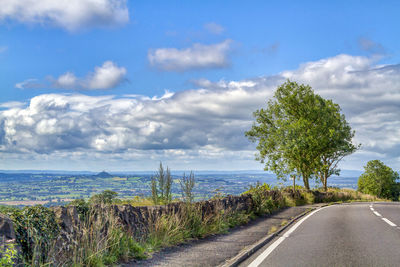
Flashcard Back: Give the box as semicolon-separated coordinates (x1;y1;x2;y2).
241;202;400;267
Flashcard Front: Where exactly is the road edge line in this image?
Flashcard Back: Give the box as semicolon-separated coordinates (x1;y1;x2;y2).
218;204;332;267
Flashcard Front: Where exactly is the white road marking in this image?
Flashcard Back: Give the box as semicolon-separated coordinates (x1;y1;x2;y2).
370;204;398;228
247;206;327;267
373;211;382;217
382;218;397;227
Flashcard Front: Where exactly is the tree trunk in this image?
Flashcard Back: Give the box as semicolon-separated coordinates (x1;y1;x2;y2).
323;176;328;192
292;175;296;191
303;176;310;190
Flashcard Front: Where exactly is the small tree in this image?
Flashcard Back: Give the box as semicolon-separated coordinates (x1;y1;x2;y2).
180;172;195;203
246;80;357;190
358;160;400;199
246;81;328;189
89;190;118;205
151;162;173;204
313;99;358;191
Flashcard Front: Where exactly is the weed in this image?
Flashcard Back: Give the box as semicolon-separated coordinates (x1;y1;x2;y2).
268;226;278;234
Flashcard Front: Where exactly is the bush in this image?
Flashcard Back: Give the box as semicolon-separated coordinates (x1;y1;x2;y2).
243;182;280;215
3;205;59;265
358;160;400;200
0;244;18;267
89;190;118;205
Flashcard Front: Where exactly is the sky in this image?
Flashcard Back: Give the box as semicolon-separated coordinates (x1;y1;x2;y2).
0;0;400;171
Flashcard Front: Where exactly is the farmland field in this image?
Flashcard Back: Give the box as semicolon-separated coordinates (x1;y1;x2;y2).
0;170;361;206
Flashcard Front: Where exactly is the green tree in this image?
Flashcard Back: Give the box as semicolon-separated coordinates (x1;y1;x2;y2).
313;99;358;191
358;160;400;199
89;190;118;205
246;80;356;190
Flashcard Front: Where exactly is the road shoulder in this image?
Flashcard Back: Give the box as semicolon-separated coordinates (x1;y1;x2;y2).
123;204;322;267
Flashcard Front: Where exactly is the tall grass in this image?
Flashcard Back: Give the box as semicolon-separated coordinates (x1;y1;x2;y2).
64;204;146;266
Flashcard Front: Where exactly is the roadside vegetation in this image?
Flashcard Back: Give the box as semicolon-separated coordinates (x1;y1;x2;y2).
0;181;382;266
0;81;394;266
358;160;400;200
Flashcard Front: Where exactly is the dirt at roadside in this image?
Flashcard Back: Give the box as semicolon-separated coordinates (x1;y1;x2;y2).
121;204;323;267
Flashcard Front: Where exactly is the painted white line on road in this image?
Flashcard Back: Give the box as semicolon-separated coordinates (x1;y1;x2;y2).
373;211;382;217
370;207;374;211
382;218;397;227
247;206;327;267
369;204;373;208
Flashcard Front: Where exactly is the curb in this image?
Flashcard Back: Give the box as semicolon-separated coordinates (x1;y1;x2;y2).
219;204;331;267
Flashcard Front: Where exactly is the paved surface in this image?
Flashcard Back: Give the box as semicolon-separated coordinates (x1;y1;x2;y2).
240;202;400;267
121;205;316;267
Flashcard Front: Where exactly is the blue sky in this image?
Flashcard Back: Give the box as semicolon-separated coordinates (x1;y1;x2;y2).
0;0;400;171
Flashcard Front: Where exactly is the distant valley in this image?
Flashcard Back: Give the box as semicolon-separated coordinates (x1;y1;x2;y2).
0;170;362;207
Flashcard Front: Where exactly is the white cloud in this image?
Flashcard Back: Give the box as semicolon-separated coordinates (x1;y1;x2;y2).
204;22;224;35
15;79;40;89
17;61;127;90
0;0;129;31
4;54;400;170
87;61;127;89
56;72;77;88
148;40;232;71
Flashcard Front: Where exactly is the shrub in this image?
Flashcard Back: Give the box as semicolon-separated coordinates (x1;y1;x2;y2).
0;244;18;267
358;160;400;200
4;205;59;265
151;162;173;205
180;172;195;203
89;190;118;205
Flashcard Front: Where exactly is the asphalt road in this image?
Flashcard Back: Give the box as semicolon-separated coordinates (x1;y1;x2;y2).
240;202;400;267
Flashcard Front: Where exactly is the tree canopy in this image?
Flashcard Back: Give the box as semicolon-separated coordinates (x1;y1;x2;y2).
358;160;400;200
246;80;357;190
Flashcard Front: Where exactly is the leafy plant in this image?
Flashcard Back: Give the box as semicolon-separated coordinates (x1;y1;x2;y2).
0;244;18;267
4;205;59;265
151;162;173;204
180;172;195;203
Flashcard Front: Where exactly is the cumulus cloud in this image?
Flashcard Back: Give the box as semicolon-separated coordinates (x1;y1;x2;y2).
204;22;224;35
148;40;232;71
0;0;129;31
4;54;400;170
17;61;127;90
87;61;127;89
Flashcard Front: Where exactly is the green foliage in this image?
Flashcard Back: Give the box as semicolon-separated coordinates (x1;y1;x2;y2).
242;182;286;215
151;162;173;205
358;160;400;200
246;80;357;190
3;205;59;265
0;244;18;267
180;172;196;203
89;190;118;205
67;198;89;220
68;205;147;266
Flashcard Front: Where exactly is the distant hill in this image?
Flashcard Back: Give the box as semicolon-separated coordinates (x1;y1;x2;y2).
95;171;113;178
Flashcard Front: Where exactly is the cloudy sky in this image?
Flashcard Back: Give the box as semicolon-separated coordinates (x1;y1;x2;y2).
0;0;400;171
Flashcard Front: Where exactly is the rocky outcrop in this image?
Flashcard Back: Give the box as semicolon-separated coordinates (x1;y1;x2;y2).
0;214;16;243
52;206;81;264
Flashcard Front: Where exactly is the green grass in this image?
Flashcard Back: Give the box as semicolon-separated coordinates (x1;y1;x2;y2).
0;187;385;266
